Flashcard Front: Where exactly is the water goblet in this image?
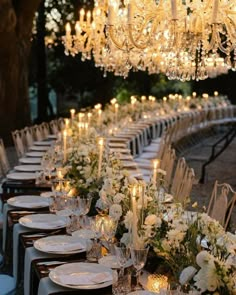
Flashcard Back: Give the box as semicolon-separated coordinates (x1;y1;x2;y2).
130;246;149;291
74;195;92;228
114;242;130;276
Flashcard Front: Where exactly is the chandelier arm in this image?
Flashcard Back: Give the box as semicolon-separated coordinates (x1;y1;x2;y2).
225;16;236;43
107;26;127;50
128;24;150;50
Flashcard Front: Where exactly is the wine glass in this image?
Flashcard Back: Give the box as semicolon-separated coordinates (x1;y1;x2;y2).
130;246;149;290
101;216;118;254
114;242;130;276
73;195;92;228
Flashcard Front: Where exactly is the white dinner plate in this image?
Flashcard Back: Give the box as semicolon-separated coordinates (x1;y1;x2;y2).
26;151;45;158
19;157;42;164
29;145;50;151
98;255;132;269
40;191;54;198
34;140;54;146
14;165;43;172
72;229;96;240
7;195;49;209
34;235;87;254
6;172;36;181
19;214;68;230
49;262;113;289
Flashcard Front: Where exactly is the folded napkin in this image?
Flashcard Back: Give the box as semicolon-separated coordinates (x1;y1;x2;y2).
59;271;112;285
41;241;84;252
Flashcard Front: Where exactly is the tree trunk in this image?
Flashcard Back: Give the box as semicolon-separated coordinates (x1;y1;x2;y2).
0;0;42;145
36;0;54;122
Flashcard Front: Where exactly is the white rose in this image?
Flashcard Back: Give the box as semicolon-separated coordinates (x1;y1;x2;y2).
109;204;122;221
179;266;197;285
144;214;161;226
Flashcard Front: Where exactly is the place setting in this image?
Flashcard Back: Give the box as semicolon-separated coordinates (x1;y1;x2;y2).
49;262;113;290
7;195;49;209
6;172;37;181
19;157;42;164
19;213;68;230
13;165;43;172
33;235;87;255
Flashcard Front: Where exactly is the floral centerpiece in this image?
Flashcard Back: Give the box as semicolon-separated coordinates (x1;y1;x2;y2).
146;204;236;294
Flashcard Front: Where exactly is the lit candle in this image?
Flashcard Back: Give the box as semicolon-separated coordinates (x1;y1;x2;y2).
128;2;134;24
79;8;85;23
65;23;71;36
98;109;102;126
65;118;70;129
152;159;160;185
212;0;219;23
86;10;91;24
214;91;218;96
63;130;67;163
70;109;75;121
108;5;115;25
115;103;119;125
171;0;177;20
97;137;104;178
131;185;138;247
163;96;167;103
75;21;81;37
87;112;92;125
147;274;169;293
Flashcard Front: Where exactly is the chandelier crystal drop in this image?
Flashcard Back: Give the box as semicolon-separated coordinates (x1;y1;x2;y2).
63;0;236;81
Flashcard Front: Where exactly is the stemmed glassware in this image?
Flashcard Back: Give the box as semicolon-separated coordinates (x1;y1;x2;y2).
114;242;130;276
101;216;118;254
74;195;92;228
130;246;149;290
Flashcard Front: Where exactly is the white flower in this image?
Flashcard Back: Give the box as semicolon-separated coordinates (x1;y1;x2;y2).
179;266;197;285
196;251;213;268
124;211;133;230
109;204;122;221
144;214;161;227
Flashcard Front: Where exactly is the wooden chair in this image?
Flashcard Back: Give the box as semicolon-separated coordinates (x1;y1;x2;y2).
0;138;10;176
32;124;44;141
207;180;236;230
171;157;187;198
49;120;59;134
175;167;195;204
24;127;34;149
161;146;176;190
11;129;26;158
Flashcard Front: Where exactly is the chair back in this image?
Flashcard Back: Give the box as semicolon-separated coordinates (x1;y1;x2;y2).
207;180;236;230
171;157;187;197
161;146;176;190
11;129;26;158
49;120;59;134
175;167;195;204
32;125;43;141
0;138;10;175
24;127;34;148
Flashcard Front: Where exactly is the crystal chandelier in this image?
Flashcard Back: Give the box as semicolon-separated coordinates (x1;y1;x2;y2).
63;0;236;81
